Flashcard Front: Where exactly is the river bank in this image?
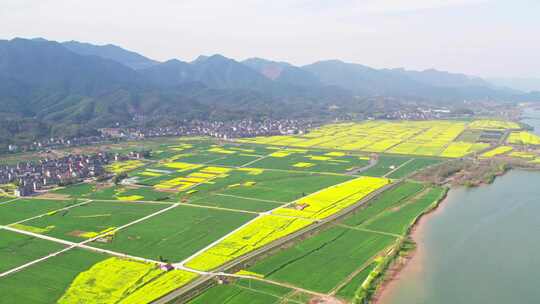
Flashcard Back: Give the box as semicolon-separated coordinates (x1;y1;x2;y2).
371;185;456;304
373;169;540;304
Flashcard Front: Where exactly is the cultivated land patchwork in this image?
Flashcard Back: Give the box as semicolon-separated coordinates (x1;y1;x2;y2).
0;119;532;304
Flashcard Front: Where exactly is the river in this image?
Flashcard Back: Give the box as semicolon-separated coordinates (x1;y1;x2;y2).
380;110;540;304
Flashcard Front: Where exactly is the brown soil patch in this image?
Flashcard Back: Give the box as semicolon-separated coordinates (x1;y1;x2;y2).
309;296;345;304
95;183;113;191
37;193;71;200
68;230;87;237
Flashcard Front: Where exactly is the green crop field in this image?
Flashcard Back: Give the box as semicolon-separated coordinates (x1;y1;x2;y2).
182;169;352;204
0;249;108;304
19;201;166;242
88;185;175;202
51;183;97;198
206;154;261;167
361;155;412;177
0;199;77;225
188;279;292;304
94;205;255;262
248;226;396;293
343;182;425;227
0;132;455;304
335;263;376;301
364;187;446;235
246;151;370;174
387;158;442;179
190;194;283;212
0;230;65;273
0;197;16;204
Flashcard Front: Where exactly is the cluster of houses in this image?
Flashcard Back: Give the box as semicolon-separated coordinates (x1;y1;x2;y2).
0;153;111;197
5;119;313;154
103;119;313;140
5;135;109;153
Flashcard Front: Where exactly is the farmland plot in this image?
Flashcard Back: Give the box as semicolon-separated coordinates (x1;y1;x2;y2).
94;205;255;262
0;230;65;273
248;227;395;293
0;199;76;225
18;201;166;242
188;279;292;304
0;249;108;304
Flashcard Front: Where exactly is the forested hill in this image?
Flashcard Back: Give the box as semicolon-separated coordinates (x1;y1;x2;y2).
0;37;531;146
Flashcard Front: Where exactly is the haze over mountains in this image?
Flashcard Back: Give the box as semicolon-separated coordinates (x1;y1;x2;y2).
0;37;538;145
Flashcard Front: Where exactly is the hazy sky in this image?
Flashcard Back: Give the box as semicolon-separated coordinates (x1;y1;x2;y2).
1;0;539;78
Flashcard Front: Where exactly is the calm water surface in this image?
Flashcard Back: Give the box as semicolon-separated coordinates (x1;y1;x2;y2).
382;170;540;304
521;107;540;134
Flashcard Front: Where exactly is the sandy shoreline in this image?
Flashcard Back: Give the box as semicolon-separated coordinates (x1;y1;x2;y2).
371;188;457;304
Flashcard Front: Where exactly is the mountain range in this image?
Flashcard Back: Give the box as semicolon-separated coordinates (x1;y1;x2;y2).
0;37;537;146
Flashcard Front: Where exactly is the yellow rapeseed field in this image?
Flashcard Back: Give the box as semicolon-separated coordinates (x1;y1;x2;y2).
154;165;230;191
185;215;313;271
439;142;489;158
58;258;198;304
509;151;537;159
185;176;389;271
239;120;522;158
468;120;521;130
9;223;54;234
272;176;390;220
106;160;145;174
480;146;513;158
507;131;540;145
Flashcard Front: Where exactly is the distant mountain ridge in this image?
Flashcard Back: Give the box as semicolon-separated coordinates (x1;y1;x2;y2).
62;40;159;70
0;37;535;147
488;77;540;93
242;58;321;87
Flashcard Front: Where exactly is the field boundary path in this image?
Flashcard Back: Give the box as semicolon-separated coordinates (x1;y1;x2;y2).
383;158;415;178
10;199;92;225
0;201;180;278
347;157;378;175
0;198;20;206
158;182;397;304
